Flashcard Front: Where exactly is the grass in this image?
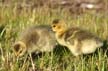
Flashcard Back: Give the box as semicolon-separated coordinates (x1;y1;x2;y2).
0;2;108;71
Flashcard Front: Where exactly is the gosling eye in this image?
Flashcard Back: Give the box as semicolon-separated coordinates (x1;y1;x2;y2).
53;25;56;28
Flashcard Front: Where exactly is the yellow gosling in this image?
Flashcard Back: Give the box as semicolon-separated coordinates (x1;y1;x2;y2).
51;19;103;56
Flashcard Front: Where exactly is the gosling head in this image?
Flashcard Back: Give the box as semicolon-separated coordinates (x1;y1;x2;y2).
13;41;27;57
51;19;67;34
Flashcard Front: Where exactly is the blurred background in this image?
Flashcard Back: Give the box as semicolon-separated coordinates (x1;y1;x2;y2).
0;0;108;15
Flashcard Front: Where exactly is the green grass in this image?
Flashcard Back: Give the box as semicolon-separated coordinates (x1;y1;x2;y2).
0;4;108;71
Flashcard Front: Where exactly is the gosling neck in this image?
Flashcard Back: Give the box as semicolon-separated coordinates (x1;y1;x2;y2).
56;28;67;38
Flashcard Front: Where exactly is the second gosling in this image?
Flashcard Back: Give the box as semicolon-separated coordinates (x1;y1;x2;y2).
51;19;103;56
13;25;57;57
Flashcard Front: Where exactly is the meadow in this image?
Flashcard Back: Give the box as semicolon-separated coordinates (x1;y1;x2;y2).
0;1;108;71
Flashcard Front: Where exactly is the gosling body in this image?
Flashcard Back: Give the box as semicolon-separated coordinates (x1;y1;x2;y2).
51;19;103;56
13;25;56;57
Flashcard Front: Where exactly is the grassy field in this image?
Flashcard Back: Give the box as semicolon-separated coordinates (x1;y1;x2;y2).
0;2;108;71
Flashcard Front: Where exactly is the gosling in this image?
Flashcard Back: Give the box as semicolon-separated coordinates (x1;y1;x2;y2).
13;25;57;57
51;19;103;56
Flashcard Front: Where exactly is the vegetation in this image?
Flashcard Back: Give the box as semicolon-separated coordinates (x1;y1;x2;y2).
0;1;108;71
